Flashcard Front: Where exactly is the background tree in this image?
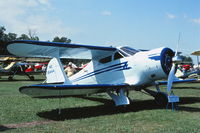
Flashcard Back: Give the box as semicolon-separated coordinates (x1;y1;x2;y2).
0;26;7;42
17;34;31;40
27;29;39;41
52;36;71;43
7;33;17;41
180;55;193;63
17;29;39;41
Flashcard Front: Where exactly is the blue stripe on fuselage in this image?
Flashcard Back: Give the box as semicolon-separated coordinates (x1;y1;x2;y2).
72;62;131;82
148;55;161;61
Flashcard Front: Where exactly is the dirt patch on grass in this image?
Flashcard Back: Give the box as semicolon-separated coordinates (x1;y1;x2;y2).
2;120;55;129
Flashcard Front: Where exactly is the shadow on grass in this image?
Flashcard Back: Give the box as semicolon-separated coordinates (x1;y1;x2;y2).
0;125;14;132
37;96;200;121
0;79;44;82
174;87;200;90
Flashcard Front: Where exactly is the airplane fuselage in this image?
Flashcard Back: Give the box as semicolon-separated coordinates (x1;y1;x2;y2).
70;47;174;87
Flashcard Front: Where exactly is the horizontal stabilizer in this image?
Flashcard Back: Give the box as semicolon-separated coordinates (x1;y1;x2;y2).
19;84;128;98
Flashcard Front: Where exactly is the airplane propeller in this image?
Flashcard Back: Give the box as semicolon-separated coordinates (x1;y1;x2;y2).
166;51;182;93
166;33;182;93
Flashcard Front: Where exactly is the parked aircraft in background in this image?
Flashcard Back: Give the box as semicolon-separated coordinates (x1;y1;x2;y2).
174;50;200;79
191;50;200;71
0;61;34;80
6;40;196;107
0;59;47;80
0;56;50;63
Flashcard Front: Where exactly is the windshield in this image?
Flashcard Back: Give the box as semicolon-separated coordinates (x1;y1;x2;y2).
119;46;139;56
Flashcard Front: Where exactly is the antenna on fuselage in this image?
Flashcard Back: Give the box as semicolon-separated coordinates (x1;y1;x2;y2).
176;32;181;54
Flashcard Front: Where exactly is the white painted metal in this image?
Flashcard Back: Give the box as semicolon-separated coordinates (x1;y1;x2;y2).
46;58;71;84
70;47;168;86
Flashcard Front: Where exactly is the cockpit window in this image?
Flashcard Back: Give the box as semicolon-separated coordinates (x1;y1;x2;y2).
119;47;139;56
114;52;123;60
99;56;112;63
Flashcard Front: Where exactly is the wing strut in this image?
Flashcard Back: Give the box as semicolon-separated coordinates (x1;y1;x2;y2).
46;57;70;114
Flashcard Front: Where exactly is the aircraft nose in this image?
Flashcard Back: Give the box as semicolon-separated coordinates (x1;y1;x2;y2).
160;48;174;75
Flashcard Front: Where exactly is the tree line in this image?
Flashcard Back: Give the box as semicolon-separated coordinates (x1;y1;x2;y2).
0;26;71;43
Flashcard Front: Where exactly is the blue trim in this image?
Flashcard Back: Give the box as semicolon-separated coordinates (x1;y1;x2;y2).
72;62;131;82
160;48;174;75
19;83;128;91
148;55;160;61
7;40;117;51
148;48;174;75
157;79;197;85
148;53;159;56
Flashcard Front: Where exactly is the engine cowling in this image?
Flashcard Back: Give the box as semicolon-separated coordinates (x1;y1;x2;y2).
160;48;174;75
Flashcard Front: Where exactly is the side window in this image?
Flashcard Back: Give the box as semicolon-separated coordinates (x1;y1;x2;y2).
114;52;123;60
99;56;112;64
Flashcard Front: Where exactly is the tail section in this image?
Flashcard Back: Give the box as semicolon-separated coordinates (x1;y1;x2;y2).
46;58;71;85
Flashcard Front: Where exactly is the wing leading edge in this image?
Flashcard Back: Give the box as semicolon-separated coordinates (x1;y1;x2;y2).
19;83;129;98
7;40;117;59
157;78;198;85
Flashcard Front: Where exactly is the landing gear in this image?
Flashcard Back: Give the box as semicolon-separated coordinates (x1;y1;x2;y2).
8;76;13;81
143;84;179;108
154;92;168;107
142;88;168;107
29;76;35;81
8;73;35;81
107;89;130;106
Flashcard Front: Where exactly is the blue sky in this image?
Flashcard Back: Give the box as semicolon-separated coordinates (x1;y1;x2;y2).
0;0;199;58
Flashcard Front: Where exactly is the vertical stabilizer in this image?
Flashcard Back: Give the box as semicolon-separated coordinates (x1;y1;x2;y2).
46;58;71;84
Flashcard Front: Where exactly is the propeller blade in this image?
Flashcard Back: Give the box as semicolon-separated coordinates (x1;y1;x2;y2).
167;33;182;93
167;64;176;92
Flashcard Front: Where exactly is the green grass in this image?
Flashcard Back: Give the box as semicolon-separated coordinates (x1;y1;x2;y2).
0;75;200;133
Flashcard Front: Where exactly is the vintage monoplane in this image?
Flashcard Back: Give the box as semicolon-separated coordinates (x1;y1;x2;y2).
6;40;196;106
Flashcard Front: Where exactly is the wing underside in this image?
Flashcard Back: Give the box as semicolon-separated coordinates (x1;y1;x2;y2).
19;84;129;98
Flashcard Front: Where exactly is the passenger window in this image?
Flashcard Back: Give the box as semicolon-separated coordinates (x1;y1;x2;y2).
99;56;112;63
114;52;123;60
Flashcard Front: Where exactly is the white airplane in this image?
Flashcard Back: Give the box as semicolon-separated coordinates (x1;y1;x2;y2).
6;40;196;106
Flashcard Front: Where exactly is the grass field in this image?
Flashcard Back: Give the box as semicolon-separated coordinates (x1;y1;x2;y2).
0;75;200;133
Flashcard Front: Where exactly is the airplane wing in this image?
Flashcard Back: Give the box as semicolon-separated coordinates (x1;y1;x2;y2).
6;40;117;60
191;50;200;56
19;83;129;98
157;78;198;85
19;78;198;98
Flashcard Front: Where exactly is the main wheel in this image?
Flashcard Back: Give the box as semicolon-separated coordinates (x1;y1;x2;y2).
155;92;168;107
30;76;35;81
8;76;13;81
